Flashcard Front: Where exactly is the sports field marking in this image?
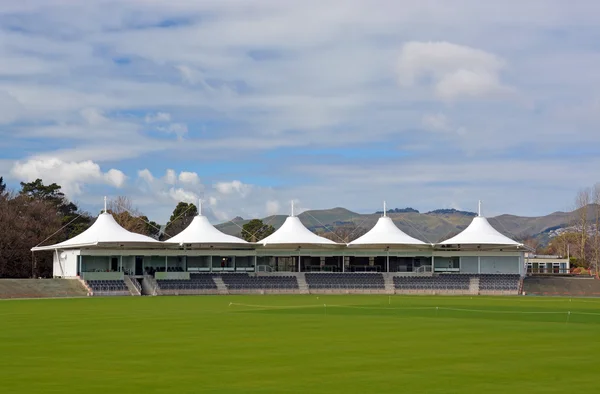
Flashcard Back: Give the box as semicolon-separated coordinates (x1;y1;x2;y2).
228;302;600;317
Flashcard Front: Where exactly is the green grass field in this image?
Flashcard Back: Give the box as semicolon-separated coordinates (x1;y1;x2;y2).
1;295;599;393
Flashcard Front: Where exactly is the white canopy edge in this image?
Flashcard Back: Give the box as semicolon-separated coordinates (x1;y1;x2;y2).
348;216;427;247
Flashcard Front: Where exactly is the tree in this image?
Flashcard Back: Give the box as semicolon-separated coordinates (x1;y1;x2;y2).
241;219;275;242
0;192;62;278
593;183;600;275
107;196;154;236
163;202;198;239
0;176;6;196
19;178;91;240
521;236;540;252
319;223;368;243
574;187;591;266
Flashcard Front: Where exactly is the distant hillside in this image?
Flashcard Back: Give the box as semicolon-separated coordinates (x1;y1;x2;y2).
215;205;597;245
375;207;419;214
427;208;477;216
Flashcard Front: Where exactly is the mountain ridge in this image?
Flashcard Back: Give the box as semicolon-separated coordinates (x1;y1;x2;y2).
214;205;595;244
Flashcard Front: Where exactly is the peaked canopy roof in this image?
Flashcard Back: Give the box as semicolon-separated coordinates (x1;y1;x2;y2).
259;216;339;246
437;216;521;246
166;215;248;245
348;216;427;247
259;201;339;247
31;212;159;251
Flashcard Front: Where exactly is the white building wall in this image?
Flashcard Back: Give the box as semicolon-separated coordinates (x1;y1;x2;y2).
53;250;80;278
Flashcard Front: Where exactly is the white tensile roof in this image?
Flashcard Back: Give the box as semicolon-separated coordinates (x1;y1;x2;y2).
438;216;521;246
348;216;426;246
166;215;248;245
31;212;159;251
259;216;339;246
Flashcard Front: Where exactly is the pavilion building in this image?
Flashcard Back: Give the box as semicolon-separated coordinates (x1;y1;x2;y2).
347;202;432;272
256;202;344;272
32;198;529;279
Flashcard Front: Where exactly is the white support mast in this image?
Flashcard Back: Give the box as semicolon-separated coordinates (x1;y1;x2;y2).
198;198;202;216
291;200;295;217
383;201;387;217
104;196;107;213
478;200;482;217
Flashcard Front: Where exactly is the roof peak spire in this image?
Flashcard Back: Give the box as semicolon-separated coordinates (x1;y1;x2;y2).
383;200;386;217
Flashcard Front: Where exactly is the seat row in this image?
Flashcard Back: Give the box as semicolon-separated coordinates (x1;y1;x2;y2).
305;273;385;289
87;280;129;293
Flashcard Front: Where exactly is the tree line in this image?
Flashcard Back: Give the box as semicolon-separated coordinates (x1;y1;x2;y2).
0;177;275;278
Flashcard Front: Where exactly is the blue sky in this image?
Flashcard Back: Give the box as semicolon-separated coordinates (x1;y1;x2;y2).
1;0;600;223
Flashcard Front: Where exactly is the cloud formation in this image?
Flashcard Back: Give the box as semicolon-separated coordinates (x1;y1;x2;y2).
11;158;126;196
397;41;512;101
2;1;600;222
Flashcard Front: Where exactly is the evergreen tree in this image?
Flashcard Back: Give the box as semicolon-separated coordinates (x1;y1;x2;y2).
163;202;198;239
241;219;275;242
19;179;92;239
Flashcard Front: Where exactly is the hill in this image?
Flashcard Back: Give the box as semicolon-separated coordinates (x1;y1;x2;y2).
215;205;597;244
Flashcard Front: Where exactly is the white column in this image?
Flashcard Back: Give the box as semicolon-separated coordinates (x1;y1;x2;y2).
78;255;82;276
254;255;258;272
298;253;301;273
432;254;435;272
478;256;481;274
386;249;390;273
119;255;123;273
165;255;168;272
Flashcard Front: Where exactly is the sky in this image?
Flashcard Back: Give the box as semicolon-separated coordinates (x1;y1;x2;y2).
2;0;600;223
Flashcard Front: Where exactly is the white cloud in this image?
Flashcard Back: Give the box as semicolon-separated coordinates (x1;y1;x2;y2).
80;107;108;126
265;200;280;215
145;112;171;123
422;113;450;132
157;123;188;139
397;41;512;101
208;196;218;206
11;158;126;197
168;187;198;204
214;180;252;197
105;169;127;188
138;168;154;184
164;169;177;185
178;171;200;185
421;113;467;135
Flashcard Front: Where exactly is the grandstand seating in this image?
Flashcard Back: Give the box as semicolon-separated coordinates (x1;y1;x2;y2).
221;273;298;290
86;279;130;295
157;275;217;291
479;274;520;292
393;274;471;291
305;273;385;289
